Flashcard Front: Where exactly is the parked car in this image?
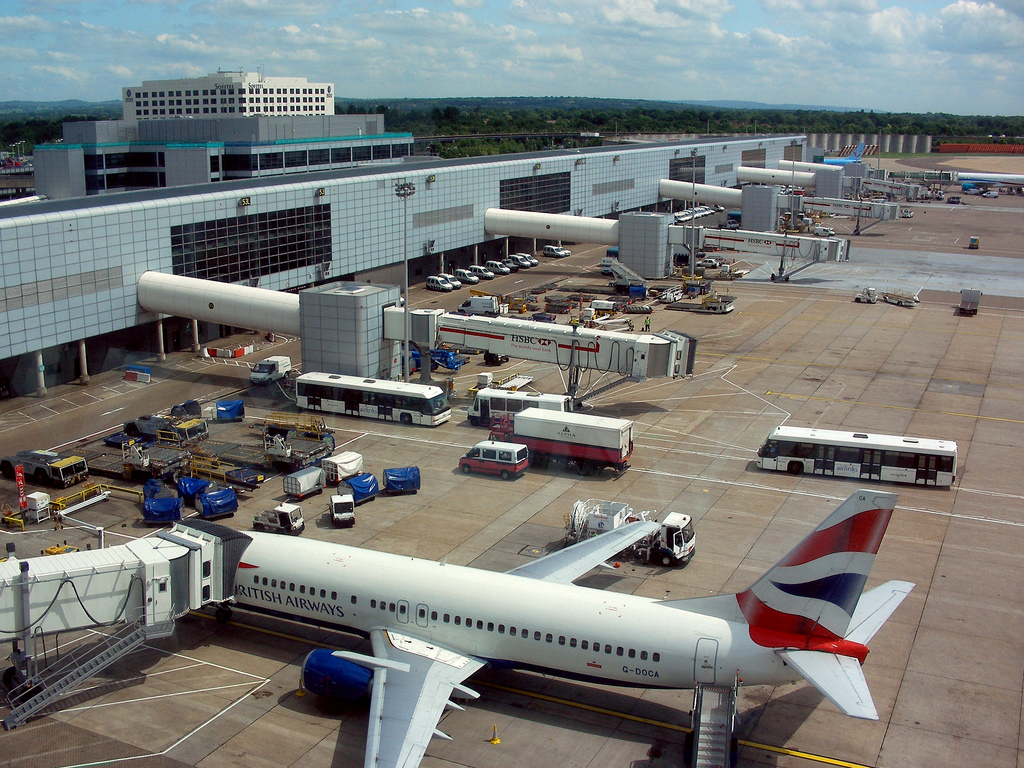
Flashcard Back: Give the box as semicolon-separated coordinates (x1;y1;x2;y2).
454;268;480;285
511;253;533;269
469;264;495;280
437;272;462;289
542;245;571;258
426;275;453;292
501;258;520;273
486;260;511;275
517;252;539;267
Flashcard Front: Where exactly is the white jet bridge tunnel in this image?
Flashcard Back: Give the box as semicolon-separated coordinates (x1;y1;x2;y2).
0;521;250;729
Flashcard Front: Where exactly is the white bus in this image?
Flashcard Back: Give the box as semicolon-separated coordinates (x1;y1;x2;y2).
756;426;957;487
296;373;451;427
467;388;571;427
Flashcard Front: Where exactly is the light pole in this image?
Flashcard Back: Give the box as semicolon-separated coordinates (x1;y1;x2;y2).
790;139;798;231
690;148;698;277
394;180;416;382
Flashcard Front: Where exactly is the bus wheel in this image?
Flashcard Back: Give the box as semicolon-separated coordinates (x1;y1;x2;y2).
400;414;412;426
787;461;803;475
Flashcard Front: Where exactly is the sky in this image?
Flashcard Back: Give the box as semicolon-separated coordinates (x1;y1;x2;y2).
2;0;1022;116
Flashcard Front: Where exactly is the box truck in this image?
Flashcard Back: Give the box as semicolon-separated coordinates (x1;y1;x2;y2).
491;409;634;475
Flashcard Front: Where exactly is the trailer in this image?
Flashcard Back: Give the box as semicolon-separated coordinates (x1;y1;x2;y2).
564;499;696;566
492;409;633;475
881;289;920;308
343;473;380;505
322;451;364;485
382;467;421;495
282;466;326;500
263;431;335;471
959;289;982;316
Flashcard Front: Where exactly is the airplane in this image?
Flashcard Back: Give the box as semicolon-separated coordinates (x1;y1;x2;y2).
225;490;911;768
958;171;1024;191
823;142;867;166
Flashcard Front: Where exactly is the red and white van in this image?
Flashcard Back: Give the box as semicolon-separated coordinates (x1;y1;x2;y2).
459;440;529;480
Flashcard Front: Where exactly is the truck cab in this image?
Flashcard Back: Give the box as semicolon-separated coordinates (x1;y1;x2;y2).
253;502;306;535
329;493;356;527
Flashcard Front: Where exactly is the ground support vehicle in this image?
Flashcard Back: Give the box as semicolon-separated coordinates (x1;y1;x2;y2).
183;454;263;491
0;451;89;488
85;439;188;481
322;451;364;485
263;431;335;472
253;503;305;535
491;410;633;476
564;499;695;566
295;373;451;427
968;236;980;250
959;289;982;316
855;287;878;304
343;473;380;505
329;493;355;527
881;289;920;308
196;488;238;520
459;441;530;480
382;467;420;494
283;467;326;500
124;415;209;445
249;356;292;385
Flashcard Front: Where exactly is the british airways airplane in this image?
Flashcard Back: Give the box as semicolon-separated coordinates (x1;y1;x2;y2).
823;142;867;166
224;490;911;768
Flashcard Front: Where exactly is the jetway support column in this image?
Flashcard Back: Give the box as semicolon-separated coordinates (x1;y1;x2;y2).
77;340;89;385
156;319;166;362
34;351;45;398
191;320;200;354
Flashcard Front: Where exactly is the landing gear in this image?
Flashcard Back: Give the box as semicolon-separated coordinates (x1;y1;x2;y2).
215;605;233;623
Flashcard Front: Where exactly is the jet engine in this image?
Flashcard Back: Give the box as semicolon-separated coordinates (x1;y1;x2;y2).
301;648;373;700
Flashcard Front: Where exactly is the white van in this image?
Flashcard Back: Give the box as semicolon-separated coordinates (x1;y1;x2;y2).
454;268;479;285
469;264;495;280
459;295;502;317
437;272;462;289
426;275;453;292
543;245;571;258
486;260;511;275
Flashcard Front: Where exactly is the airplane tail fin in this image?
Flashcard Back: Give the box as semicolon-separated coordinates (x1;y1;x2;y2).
737;490;898;642
851;141;866;160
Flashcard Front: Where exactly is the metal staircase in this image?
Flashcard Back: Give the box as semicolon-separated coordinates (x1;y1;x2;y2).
2;618;172;730
576;374;641;405
690;674;740;768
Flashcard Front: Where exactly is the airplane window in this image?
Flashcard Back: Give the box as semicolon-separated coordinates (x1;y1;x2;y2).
321;589;327;598
371;600;377;608
604;645;612;654
545;634;553;643
498;625;505;634
349;595;354;603
380;599;387;610
652;652;660;662
444;614;450;623
616;647;624;656
289;583;295;592
628;649;635;659
253;576;259;585
534;631;541;641
521;629;528;638
570;638;577;648
271;579;277;588
558;636;566;646
262;577;268;586
399;604;406;615
454;616;461;625
431;611;438;621
418;608;426;618
300;585;306;594
487;622;494;632
476;620;483;629
581;640;589;650
332;592;338;601
389;603;396;612
509;626;516;635
465;617;471;627
640;651;647;660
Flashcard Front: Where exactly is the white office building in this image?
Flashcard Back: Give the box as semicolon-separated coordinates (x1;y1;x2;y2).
121;71;335;124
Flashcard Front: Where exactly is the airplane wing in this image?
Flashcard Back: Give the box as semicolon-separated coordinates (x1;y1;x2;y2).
506;520;660;583
334;629;484;768
776;649;878;720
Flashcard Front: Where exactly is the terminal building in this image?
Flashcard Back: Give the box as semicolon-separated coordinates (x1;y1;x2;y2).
0;133;804;396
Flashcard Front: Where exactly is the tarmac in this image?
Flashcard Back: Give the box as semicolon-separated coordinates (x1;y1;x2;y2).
1;167;1023;768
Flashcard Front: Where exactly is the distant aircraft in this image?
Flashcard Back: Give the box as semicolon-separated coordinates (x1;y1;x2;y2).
227;490;912;768
823;142;866;166
957;171;1024;190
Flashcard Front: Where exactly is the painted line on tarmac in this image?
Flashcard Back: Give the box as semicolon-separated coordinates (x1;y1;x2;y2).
763;389;1024;424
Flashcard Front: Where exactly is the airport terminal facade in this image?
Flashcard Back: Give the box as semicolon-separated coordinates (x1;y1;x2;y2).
0;135;801;396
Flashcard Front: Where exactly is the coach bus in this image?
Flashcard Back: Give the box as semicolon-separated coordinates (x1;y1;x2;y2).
756;426;957;487
295;373;451;427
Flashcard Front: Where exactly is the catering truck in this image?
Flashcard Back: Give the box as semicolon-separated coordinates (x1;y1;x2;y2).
491;409;633;475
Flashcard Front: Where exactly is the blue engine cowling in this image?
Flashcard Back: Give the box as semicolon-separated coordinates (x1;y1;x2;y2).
301;648;373;701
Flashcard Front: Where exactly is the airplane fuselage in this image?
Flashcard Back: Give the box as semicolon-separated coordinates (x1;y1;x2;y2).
232;532;797;690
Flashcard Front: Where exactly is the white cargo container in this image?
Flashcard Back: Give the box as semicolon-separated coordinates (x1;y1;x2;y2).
282;466;325;500
321;451;364;485
498;409;633;475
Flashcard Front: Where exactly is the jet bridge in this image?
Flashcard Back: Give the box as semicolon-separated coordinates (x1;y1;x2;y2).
399;310;696;403
0;521;249;729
